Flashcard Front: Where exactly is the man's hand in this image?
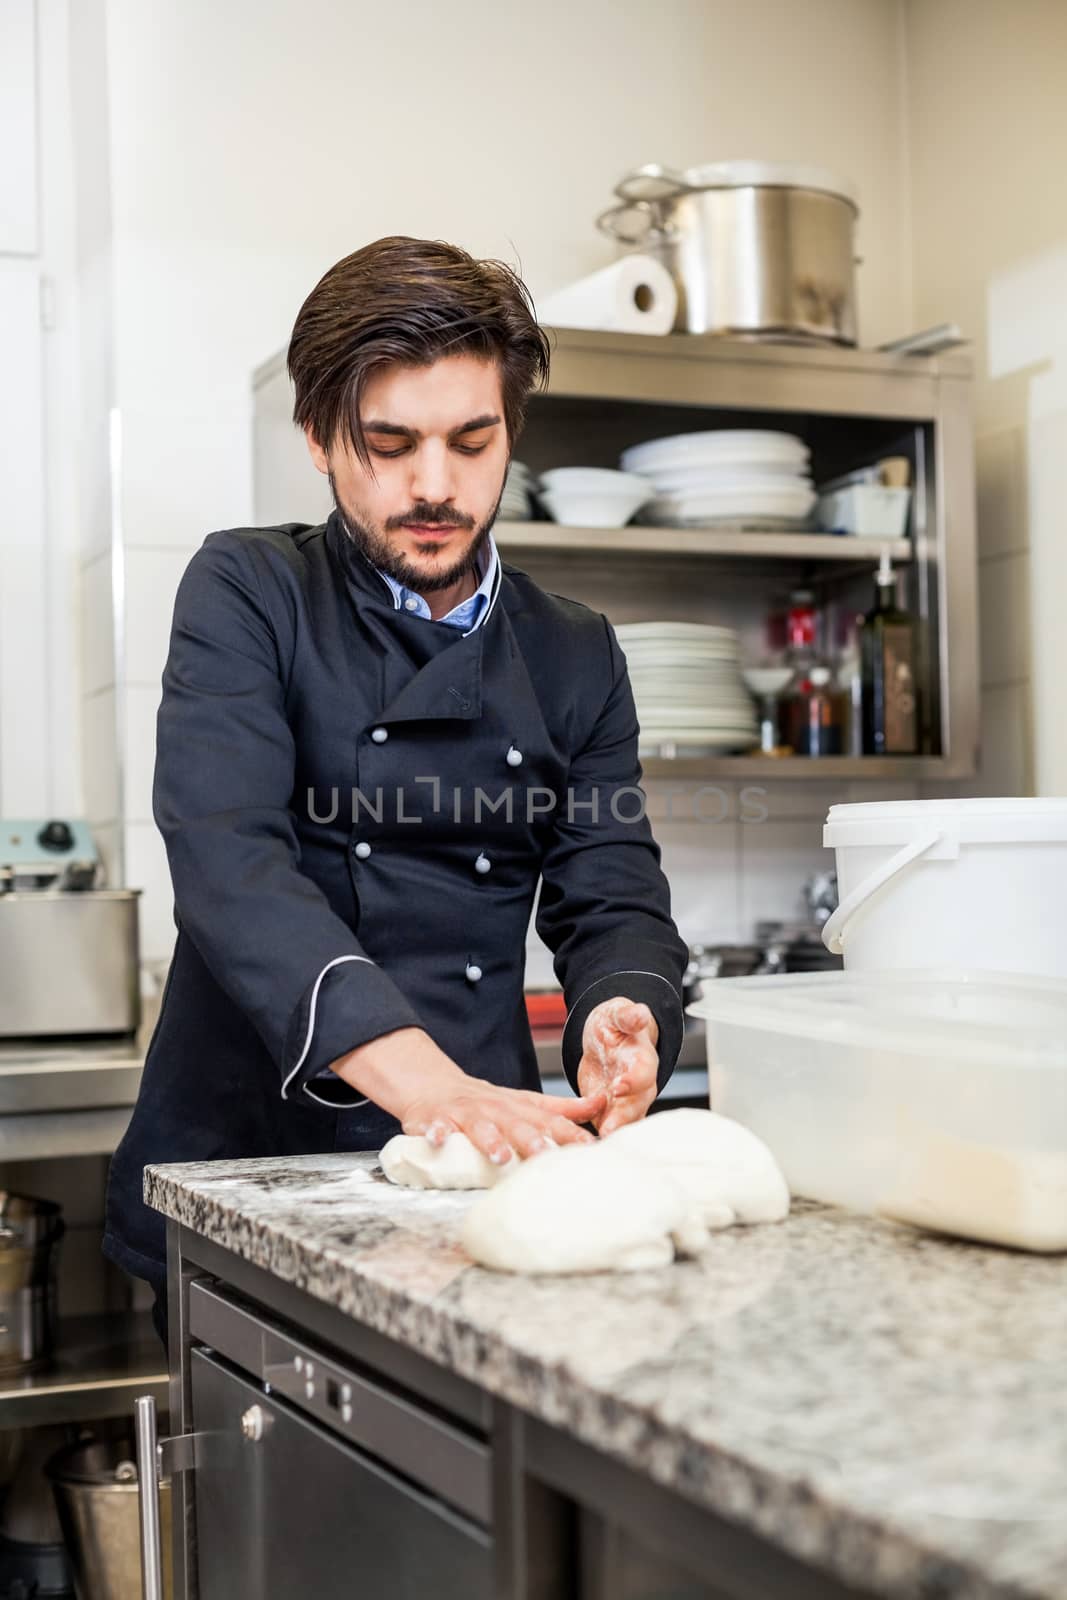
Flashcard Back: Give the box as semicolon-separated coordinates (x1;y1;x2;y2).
330;1027;606;1168
576;997;659;1136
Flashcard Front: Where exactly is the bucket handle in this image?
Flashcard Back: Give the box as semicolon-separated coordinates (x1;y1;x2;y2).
821;829;943;956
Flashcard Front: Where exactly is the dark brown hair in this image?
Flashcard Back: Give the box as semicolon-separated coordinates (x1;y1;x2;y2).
287;236;551;466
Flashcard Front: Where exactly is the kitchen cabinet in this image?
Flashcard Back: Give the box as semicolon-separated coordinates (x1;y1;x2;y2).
253;326;978;782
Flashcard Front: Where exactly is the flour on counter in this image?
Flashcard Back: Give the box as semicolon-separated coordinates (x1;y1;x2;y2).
879;1124;1067;1253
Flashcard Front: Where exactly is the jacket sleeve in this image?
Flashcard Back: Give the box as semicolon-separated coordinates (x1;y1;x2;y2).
534;615;688;1095
153;530;422;1109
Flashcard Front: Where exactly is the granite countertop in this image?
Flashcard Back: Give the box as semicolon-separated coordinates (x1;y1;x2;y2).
147;1153;1067;1600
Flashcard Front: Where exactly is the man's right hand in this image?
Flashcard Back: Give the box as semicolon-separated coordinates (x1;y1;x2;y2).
329;1027;605;1167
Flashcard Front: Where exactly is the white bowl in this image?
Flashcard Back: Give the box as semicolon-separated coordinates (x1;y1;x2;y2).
540;467;652;495
540;485;653;528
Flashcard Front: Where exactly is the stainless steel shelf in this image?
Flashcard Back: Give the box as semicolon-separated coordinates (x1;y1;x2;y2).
0;1313;167;1427
638;754;951;781
540;324;970;418
495;521;911;564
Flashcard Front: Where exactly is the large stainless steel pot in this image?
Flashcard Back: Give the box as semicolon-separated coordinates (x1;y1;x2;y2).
48;1435;173;1600
597;160;860;345
0;889;141;1038
0;1193;64;1374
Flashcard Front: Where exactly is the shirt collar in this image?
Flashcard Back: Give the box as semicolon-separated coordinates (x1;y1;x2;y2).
374;531;500;636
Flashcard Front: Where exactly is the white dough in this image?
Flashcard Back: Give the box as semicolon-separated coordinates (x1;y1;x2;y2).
461;1144;709;1275
604;1109;790;1227
379;1132;506;1191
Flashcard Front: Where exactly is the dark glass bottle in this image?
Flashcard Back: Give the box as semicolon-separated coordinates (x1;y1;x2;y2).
860;552;919;755
790;665;841;757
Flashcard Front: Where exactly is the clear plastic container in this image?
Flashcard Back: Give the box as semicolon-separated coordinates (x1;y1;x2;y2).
688;970;1067;1251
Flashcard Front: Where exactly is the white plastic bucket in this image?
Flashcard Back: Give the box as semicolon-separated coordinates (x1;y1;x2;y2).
820;798;1067;977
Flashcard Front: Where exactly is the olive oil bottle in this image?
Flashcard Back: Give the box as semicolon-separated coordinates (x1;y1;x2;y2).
860;550;919;755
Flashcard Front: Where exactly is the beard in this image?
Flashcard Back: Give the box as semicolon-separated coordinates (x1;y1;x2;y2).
329;471;503;594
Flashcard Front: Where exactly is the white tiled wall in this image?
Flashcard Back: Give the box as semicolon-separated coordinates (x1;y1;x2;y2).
124;545;199;689
124;818;175;965
82;687;120;823
120;411;252;547
922;423;1034;800
123;683;162;824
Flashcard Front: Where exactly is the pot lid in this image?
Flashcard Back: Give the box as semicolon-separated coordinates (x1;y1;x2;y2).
684;160;859;210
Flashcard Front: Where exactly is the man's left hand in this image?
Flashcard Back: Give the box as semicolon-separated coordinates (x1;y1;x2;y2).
576;997;659;1136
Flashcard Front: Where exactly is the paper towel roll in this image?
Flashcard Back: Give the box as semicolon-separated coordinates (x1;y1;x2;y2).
537;254;678;335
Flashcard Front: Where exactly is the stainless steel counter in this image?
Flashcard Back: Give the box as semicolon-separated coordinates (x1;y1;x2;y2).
0;1008;707;1161
0;1030;148;1159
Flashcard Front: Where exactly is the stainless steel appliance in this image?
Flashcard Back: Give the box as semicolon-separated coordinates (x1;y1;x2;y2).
0;820;140;1039
597;159;860;345
136;1282;493;1600
0;1193;64;1375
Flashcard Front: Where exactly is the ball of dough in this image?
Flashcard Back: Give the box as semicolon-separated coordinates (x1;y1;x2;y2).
604;1109;790;1226
461;1144;709;1274
380;1132;506;1191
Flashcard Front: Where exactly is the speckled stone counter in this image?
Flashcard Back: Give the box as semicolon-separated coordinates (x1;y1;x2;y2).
147;1153;1067;1600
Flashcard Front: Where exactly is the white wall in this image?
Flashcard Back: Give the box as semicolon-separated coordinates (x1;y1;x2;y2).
87;0;914;962
904;0;1067;798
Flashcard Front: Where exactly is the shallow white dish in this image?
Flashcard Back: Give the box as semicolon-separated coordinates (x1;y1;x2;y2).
616;621;740;639
638;464;813;494
643;486;816;521
622;430;810;474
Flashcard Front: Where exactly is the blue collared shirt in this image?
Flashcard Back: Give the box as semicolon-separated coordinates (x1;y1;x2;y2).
375;532;500;635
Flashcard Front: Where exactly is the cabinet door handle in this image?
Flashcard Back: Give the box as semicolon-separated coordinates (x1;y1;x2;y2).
134;1394;165;1600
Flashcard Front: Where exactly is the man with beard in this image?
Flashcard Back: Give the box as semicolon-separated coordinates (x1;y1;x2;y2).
104;237;688;1343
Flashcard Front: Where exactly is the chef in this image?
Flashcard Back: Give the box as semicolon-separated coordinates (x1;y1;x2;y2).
104;236;689;1343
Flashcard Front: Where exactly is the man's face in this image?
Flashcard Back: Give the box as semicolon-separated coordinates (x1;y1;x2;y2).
306;353;509;594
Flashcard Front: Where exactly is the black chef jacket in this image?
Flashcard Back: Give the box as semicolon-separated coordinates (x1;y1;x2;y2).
104;512;688;1298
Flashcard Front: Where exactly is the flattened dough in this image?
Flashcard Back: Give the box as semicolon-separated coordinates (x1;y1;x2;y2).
605;1109;790;1227
461;1144;709;1275
380;1131;505;1191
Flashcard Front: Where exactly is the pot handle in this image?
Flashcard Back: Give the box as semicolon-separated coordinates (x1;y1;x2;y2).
612;163;692;204
820;830;943;956
595;202;659;245
135;1394;165;1600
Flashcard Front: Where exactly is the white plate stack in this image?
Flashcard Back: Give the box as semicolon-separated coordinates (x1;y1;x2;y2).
620;430;816;528
615;621;760;755
497;460;534;520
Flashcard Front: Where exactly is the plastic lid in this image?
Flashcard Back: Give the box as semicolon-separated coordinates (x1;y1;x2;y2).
688;969;1067;1070
824;797;1067;846
682;160;860;211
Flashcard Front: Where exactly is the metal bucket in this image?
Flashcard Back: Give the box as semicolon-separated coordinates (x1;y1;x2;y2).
47;1438;172;1600
0;1193;64;1375
598;160;860;344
